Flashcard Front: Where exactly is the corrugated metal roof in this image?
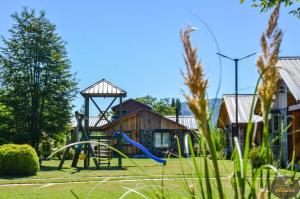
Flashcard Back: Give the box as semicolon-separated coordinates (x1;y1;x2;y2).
165;115;197;130
81;79;127;97
71;116;108;128
223;94;262;124
277;57;300;101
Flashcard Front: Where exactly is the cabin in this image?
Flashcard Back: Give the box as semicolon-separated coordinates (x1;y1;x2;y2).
270;57;300;164
217;94;263;156
98;108;190;158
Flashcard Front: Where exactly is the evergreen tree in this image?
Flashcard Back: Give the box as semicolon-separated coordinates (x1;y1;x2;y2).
0;8;77;153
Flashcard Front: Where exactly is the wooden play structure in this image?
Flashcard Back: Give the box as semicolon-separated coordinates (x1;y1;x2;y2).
59;79;127;169
58;78;189;170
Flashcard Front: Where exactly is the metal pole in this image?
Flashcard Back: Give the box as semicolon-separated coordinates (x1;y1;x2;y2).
216;52;256;140
234;59;238;138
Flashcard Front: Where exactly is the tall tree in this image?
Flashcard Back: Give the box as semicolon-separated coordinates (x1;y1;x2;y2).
0;89;15;145
0;8;77;153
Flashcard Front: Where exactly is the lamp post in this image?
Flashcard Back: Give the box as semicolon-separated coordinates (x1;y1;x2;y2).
217;52;256;138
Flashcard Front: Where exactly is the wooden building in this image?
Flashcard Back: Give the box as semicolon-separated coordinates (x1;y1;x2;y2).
99;108;189;157
270;57;300;164
217;94;263;156
217;57;300;165
98;99;190;158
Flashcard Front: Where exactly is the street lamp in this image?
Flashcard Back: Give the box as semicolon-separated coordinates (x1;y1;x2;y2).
217;52;256;138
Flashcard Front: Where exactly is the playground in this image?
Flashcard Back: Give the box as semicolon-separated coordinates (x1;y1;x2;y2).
56;79;189;171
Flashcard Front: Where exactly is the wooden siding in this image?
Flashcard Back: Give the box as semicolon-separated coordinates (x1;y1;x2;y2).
104;110;185;133
217;101;230;128
100;109;186;157
288;92;297;106
289;110;300;160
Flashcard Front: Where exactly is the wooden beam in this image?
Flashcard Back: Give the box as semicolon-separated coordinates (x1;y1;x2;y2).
84;97;90;168
92;97;117;126
118;96;123;168
90;97;109;122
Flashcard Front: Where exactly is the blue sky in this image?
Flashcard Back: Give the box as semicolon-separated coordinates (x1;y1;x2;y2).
1;1;299;113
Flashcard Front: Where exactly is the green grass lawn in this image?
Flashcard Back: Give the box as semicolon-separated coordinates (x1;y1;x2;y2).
0;158;298;198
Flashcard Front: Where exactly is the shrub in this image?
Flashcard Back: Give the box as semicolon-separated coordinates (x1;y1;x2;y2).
0;144;39;176
249;146;274;168
249;147;262;168
215;129;226;152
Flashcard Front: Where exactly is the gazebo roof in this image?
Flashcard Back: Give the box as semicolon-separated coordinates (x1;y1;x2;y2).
81;79;127;97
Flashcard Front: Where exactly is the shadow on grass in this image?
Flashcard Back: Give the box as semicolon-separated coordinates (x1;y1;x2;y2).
69;166;128;174
40;165;67;172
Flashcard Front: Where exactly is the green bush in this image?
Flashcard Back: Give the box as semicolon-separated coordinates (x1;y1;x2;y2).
249;147;262;168
215;129;226;152
249;146;274;168
0;144;39;176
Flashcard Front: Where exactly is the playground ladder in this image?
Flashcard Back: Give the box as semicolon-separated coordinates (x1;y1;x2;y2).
94;138;111;166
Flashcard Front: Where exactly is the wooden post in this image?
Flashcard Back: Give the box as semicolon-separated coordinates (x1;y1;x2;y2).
84;96;89;168
118;96;123;168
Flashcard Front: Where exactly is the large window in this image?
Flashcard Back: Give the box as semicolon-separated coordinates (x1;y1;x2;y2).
154;132;170;148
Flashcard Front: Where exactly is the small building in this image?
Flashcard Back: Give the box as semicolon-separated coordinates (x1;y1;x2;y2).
98;107;190;157
217;94;263;156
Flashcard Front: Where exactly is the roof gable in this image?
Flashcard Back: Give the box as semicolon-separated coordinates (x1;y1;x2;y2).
111;99;152;112
81;79;127;97
220;94;262;124
277;57;300;101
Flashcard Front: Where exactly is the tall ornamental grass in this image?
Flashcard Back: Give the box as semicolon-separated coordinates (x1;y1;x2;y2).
180;3;287;199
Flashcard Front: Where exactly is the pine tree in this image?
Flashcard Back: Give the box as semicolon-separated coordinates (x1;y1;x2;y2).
0;8;77;153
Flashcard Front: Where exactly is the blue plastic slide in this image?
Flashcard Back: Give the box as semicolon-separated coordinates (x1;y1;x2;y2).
115;132;166;165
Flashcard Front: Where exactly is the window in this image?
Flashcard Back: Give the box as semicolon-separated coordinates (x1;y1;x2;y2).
154;132;170;148
272;114;281;132
272;114;281;146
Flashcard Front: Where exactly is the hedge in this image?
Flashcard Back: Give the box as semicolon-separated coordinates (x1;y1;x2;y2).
0;144;39;176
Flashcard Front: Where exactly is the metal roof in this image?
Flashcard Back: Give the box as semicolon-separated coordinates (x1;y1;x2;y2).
81;79;127;97
71;116;108;128
165;115;197;130
277;57;300;101
223;94;262;124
